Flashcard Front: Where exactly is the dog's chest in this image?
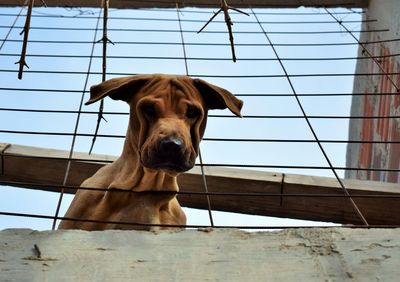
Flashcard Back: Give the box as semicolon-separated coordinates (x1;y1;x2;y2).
95;192;172;227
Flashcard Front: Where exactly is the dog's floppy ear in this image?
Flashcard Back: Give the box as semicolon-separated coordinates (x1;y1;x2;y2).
85;75;151;105
193;79;243;117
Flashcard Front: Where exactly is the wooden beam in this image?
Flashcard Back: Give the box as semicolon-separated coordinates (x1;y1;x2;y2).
1;143;399;225
0;0;369;9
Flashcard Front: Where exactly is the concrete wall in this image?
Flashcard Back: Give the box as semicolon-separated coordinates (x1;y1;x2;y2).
1;228;400;281
346;0;400;183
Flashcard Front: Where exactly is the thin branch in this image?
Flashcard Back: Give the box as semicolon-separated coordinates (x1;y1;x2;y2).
14;0;47;79
89;0;113;155
198;9;221;33
198;0;249;62
222;1;236;62
15;0;34;80
88;99;107;155
15;0;47;79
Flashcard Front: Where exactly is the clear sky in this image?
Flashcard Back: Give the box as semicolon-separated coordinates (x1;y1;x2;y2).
0;5;363;230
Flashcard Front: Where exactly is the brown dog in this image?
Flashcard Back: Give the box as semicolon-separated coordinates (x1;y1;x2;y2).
58;74;243;231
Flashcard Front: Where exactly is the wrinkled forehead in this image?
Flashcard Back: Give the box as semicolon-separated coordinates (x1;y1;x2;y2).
132;76;204;106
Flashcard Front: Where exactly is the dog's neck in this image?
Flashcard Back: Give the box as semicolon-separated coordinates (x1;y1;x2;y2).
108;130;179;193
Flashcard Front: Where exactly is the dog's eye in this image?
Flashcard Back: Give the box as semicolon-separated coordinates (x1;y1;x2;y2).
141;103;157;118
186;106;200;119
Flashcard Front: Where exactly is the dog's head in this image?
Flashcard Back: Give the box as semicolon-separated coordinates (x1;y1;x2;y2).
86;74;243;174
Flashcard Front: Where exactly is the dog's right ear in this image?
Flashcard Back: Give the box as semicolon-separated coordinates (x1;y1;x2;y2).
193;79;243;117
85;75;152;105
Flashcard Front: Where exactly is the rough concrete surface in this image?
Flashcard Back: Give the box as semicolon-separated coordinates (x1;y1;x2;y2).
0;228;399;281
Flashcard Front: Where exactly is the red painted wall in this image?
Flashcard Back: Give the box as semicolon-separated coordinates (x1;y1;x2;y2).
357;46;400;183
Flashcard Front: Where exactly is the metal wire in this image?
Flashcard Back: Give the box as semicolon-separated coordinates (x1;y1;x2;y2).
3;38;400;47
1;68;399;78
1;86;398;97
0;5;399;230
326;8;400;93
2;52;400;61
131;8;366;15
0;3;27;51
2;129;400;146
51;12;102;230
15;6;364;16
2;209;400;230
2;152;399;172
251;8;369;226
105;7;366;15
0;12;377;24
1;107;400;121
0;24;390;34
3;180;400;199
177;2;214;227
1;211;382;230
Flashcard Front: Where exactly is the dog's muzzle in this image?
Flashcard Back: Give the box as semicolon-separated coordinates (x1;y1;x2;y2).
142;137;192;172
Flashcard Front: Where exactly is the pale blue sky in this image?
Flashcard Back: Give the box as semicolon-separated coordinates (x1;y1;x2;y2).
0;6;363;230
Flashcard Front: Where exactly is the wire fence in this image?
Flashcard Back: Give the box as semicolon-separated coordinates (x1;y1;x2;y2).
0;2;399;230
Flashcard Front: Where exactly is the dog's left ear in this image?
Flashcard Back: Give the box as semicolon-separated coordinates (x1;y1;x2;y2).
85;75;152;105
193;79;243;117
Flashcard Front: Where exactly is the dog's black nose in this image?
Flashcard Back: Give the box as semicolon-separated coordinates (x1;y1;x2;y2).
158;137;184;155
143;137;190;172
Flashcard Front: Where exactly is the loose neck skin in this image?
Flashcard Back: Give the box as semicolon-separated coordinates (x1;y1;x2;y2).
109;126;179;193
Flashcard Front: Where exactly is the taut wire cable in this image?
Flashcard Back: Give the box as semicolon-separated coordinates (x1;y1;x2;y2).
251;8;370;226
3;37;400;47
325;8;400;93
176;2;215;227
51;10;102;230
0;1;27;51
8;210;400;230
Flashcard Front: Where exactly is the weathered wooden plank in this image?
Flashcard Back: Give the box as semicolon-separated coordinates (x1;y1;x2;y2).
1;143;399;225
0;0;369;8
0;143;116;193
179;168;400;224
0;143;11;176
177;167;282;217
282;174;400;225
